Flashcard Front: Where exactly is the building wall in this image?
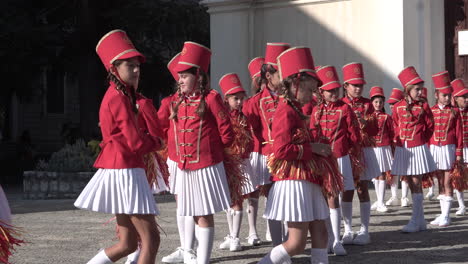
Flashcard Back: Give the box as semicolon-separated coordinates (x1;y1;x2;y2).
202;0;444;104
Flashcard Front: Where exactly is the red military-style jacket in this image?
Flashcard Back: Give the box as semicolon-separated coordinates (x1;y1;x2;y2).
342;96;378;147
373;111;394;147
229;109;254;159
459;108;468;148
392;99;434;148
157;94;179;161
271;98;314;181
429;104;463;156
243;87;279;155
309;100;361;158
173;90;234;170
94;83;159;169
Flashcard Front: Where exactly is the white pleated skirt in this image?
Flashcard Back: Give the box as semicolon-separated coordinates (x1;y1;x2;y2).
337;155;354;191
430;144;456;170
249;152;272;186
176;162;231;216
167;158;179;195
373;145;393;173
0;185;11;223
241;159;259;195
391;144;437;176
361;147;381;181
74;168;159;215
263;180;329;222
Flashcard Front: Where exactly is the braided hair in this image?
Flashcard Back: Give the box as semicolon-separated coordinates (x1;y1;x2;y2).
280;72;319;120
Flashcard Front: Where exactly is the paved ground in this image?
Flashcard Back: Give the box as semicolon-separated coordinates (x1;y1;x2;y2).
5;186;468;264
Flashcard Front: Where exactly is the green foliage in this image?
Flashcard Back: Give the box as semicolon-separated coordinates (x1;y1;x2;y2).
35;139;97;172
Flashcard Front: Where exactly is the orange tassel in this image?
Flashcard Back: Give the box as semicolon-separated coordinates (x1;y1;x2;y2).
143;152;170;190
0;221;25;264
451;160;468;191
421;172;435;189
224;148;248;206
349;147;364;187
385;171;393;185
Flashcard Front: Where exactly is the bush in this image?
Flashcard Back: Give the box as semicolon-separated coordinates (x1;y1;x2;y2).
35;139;97;172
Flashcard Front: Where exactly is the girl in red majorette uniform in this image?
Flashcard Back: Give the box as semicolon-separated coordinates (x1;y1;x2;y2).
391;66;436;233
427;71;463;227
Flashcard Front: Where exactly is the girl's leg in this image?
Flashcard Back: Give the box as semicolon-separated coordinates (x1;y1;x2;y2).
230;203;243;251
401;177;410;207
162;195;187;263
309;220;329;264
258;222;309;264
341;190;354;244
376;175;388;212
402;176;425;233
355;180;371;245
264;183;283;246
129;214;160;264
194;215;215;264
371;178;379;210
89;214;138;264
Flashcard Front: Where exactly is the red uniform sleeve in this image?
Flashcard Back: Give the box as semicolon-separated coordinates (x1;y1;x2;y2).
208;92;234;147
272;104;313;161
157;97;172;142
423;103;434;143
455;110;463;157
108;95;156;154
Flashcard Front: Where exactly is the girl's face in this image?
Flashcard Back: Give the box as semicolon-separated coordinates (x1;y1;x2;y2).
407;83;423;101
344;83;363;98
226;92;246;111
114;57;141;88
372;97;384;111
455;95;468;109
435;91;452;106
322;88;340;103
389;103;395;111
178;71;198;94
266;71;281;92
293;78;318;106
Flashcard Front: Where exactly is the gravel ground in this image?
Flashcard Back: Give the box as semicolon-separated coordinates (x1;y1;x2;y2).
6;187;468;264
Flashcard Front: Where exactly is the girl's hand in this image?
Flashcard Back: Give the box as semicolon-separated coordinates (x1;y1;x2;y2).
457;156;462;161
311;143;331;157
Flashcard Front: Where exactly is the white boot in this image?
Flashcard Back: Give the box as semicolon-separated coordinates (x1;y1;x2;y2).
426;186;435;200
353;202;371;245
310;248;329;264
329;208;346;255
455;189;466;215
401;180;410;207
439;196;453;227
386;176;399;206
87;250;113;264
430;197;444;226
341;202;354;244
377;180;388;212
258;244;291;264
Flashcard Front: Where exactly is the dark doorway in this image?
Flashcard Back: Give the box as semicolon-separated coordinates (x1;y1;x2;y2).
445;0;468;81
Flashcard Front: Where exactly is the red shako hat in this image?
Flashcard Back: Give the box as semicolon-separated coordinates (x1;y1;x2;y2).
219;73;246;97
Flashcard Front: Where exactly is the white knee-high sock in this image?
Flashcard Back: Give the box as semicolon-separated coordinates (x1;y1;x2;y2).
360;201;371;233
184;216;196;250
428;186;434;196
401;180;409;199
225;208;234;236
373;179;380;203
330;208;341;242
231;210;243;238
247;198;259;236
310;248;328;264
177;214;185;248
268;220;283;246
258;244;291;264
195;226;214;264
442;196;453;217
87;250;113;264
455;189;465;208
390;176;398;197
341;202;353;233
378;180;386;206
